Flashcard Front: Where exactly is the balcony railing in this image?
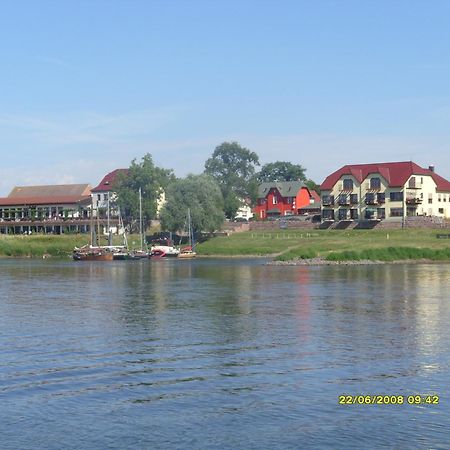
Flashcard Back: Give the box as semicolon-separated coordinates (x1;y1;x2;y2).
406;197;422;205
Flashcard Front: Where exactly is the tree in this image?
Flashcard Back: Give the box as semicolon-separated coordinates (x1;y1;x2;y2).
256;161;306;183
204;142;260;219
305;178;321;195
160;174;225;233
114;153;175;227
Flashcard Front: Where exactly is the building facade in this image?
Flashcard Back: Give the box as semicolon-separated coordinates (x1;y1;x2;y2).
0;184;94;234
254;181;315;219
320;162;450;222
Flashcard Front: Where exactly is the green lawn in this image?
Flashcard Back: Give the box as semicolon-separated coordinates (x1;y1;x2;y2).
0;233;145;258
196;229;450;261
2;229;450;261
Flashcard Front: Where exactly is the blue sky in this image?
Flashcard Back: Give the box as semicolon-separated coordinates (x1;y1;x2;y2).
1;0;450;195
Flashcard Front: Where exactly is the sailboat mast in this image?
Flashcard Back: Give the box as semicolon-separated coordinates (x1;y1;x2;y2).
188;208;193;248
139;187;143;251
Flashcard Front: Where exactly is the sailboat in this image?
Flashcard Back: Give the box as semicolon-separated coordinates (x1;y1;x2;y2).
178;209;196;259
73;202;113;261
132;187;149;258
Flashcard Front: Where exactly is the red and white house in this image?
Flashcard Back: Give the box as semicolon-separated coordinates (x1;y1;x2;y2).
254;181;316;219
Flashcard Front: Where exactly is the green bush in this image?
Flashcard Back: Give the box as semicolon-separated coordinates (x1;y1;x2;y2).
326;247;450;262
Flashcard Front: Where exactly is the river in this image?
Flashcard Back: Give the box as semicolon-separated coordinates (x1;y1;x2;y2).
0;259;449;449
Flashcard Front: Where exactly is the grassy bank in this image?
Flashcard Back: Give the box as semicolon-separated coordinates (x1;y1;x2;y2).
0;233;144;258
2;229;450;261
196;229;450;261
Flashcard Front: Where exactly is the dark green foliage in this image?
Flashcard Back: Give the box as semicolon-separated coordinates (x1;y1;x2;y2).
256;161;306;183
204;142;260;219
114;153;175;225
160;174;225;233
305;179;321;195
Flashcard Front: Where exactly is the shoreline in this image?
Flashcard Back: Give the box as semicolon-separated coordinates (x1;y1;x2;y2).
267;257;450;266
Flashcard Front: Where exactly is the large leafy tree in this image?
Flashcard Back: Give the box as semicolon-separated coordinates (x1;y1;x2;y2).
256;161;306;182
160;174;225;233
114;153;175;226
204;142;259;219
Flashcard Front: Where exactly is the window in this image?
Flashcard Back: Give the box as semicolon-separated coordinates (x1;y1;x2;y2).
377;192;385;203
287;197;292;204
408;177;416;188
322;209;334;220
104;193;108;201
370;178;381;190
273;196;277;205
366;193;375;204
97;194;101;201
428;194;433;204
338;194;349;205
343;179;353;190
338;209;348;220
390;208;404;217
438;208;444;214
377;208;386;219
390;192;403;202
322;195;334;206
350;194;358;204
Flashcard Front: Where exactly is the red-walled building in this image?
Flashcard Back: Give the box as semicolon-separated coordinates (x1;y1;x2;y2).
254;181;315;219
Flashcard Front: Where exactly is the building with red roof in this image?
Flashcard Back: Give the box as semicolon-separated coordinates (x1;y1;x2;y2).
320;161;450;222
91;169;128;217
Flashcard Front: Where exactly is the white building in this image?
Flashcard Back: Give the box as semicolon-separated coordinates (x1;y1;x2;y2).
320;161;450;221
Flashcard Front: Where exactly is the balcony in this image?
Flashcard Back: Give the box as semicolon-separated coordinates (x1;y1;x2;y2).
406;197;422;205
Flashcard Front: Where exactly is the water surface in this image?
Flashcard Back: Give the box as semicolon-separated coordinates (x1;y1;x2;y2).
0;259;449;449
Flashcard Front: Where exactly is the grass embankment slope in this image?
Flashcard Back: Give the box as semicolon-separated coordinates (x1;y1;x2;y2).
196;229;450;262
0;234;145;258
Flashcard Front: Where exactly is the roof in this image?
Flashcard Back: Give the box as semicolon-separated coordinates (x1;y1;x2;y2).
0;195;91;207
258;181;307;198
320;161;450;192
310;190;320;201
91;169;128;192
8;184;91;198
300;201;322;210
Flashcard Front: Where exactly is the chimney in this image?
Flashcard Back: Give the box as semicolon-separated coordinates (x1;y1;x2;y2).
429;165;435;173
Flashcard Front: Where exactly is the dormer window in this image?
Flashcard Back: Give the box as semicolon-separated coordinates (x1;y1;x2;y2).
343;179;353;190
370;178;381;190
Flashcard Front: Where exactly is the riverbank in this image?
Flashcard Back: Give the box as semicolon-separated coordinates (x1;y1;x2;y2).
197;228;450;261
1;229;450;261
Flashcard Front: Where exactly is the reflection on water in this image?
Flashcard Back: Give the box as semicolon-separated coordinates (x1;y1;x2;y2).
0;259;449;449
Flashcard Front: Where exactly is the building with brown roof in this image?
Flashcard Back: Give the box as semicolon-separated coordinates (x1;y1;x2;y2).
0;184;93;234
320;161;450;222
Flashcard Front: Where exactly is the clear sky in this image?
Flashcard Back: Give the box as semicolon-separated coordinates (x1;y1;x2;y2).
1;0;450;195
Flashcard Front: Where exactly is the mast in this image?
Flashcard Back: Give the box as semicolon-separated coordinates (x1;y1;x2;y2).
188;208;194;248
139;187;143;251
107;191;112;246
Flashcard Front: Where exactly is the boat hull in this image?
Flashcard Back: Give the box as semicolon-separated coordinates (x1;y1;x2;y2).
73;252;114;261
